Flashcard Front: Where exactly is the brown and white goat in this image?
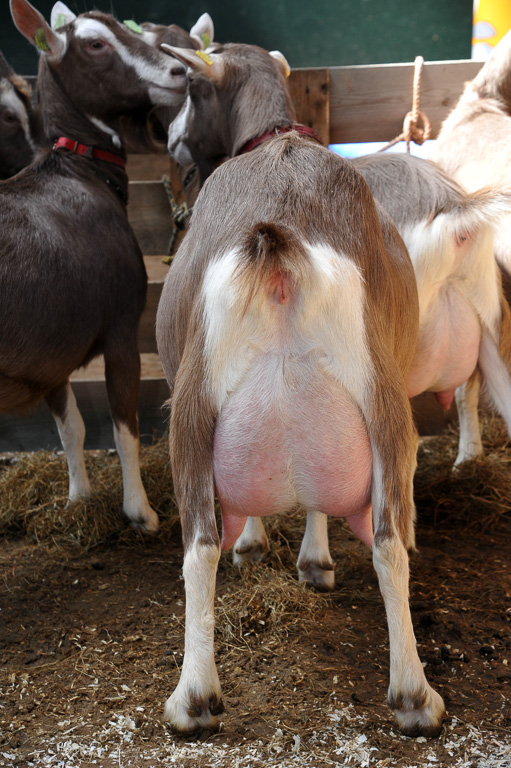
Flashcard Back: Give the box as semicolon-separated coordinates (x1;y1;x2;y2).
0;50;37;178
139;12;214;147
1;0;189;529
429;31;511;463
156;42;444;737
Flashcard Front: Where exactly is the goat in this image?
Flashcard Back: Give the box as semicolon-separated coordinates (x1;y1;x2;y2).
0;50;37;178
156;42;445;737
2;0;189;530
429;31;511;464
297;151;511;589
139;12;214;148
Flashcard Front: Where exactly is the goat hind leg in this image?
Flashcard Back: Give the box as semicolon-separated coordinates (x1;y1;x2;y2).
46;380;91;501
454;371;483;466
233;517;269;565
104;341;158;533
479;328;511;441
297;511;335;591
370;385;444;736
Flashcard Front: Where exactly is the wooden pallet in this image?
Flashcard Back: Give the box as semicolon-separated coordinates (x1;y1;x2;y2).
2;60;480;449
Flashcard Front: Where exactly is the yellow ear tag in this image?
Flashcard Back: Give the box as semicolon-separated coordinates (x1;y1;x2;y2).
195;50;213;65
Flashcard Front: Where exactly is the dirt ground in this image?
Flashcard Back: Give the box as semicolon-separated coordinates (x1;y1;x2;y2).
0;424;510;767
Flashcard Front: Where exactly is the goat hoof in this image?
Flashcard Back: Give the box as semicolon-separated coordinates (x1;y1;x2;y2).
391;686;445;738
125;505;160;534
233;539;269;565
298;562;335;592
164;687;224;734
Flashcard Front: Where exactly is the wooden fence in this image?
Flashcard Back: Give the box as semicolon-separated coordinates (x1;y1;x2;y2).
0;59;483;450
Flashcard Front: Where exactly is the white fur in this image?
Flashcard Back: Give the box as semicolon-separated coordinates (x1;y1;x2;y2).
401;215;501;339
140;29;157;46
87;116;121;148
50;1;76;29
51;382;91;501
167;98;194;164
233;516;268;564
202;244;374;414
297;511;335;590
73;18;185;104
0;82;34;150
113;422;159;533
373;537;445;734
189;13;214;49
479;328;511;431
164;541;222;731
454;377;484;465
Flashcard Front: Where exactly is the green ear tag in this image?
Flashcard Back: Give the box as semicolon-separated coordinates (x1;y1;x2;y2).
35;27;50;51
124;20;143;34
195;50;213;65
53;13;66;30
201;32;210;49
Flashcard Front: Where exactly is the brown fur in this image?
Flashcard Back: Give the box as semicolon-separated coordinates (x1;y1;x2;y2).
157;40;445;738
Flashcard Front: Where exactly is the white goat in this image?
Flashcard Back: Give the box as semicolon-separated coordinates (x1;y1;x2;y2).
429;31;511;463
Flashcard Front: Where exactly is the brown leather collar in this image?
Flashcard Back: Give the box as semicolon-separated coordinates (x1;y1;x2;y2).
238;124;324;155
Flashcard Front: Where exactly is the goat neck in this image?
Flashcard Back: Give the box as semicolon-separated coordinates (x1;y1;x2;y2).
166;43;297;182
35;55;131;202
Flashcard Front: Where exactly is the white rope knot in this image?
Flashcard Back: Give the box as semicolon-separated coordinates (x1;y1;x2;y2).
379;55;431;153
403;108;432;147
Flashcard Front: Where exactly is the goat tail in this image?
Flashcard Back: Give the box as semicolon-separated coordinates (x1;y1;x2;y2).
234;222;310;313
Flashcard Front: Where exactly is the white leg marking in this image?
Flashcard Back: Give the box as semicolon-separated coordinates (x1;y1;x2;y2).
113;422;159;532
233;517;269;565
454;376;483;466
479;329;511;436
373;539;445;736
164;542;223;732
51;382;91;501
297;511;335;591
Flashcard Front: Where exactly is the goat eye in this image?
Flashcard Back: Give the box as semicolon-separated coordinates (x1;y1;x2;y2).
3;112;17;123
89;40;105;51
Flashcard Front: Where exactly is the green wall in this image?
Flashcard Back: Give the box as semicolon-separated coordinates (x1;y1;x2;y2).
2;0;473;75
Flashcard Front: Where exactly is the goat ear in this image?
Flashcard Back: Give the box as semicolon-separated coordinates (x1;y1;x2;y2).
10;0;66;59
50;1;76;30
189;12;214;50
269;50;291;78
161;44;224;79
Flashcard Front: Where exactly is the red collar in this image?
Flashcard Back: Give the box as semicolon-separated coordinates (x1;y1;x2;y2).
52;137;126;169
238;124;324;155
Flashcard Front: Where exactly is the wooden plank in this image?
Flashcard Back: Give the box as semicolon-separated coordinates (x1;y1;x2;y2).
70;353;164;381
0;377;169;452
127;180;172;255
126;153;171;181
137;256;169;354
288;68;330;144
328;59;482;144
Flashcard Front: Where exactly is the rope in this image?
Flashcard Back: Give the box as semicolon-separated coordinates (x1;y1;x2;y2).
161;175;193;261
379;56;432;154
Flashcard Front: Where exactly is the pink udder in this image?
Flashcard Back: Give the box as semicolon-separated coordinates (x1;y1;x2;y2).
345;504;373;548
213;353;373;551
